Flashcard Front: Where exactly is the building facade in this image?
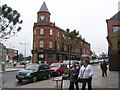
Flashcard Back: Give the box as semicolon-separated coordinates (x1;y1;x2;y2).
106;11;120;55
32;2;91;64
0;42;6;62
106;11;120;71
7;48;18;62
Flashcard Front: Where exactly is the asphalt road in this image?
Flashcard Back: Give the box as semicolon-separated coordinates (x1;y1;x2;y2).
1;70;57;88
1;71;33;88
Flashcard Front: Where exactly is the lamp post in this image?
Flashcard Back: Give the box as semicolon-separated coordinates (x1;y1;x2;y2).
68;37;72;68
69;44;71;68
19;42;29;60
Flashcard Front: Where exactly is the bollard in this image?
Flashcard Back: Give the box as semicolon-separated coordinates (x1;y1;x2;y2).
1;62;5;72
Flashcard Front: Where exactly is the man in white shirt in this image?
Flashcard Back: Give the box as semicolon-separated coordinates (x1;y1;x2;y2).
78;59;94;90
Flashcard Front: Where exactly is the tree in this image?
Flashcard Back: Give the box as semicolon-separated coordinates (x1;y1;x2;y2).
18;53;24;62
0;4;23;40
26;55;32;60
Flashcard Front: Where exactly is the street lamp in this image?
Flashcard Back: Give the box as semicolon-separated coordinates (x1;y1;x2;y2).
68;37;72;68
19;42;29;60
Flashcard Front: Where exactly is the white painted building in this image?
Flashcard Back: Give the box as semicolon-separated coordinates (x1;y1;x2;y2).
0;42;6;62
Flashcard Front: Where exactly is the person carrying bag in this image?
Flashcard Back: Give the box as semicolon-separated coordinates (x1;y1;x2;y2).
78;59;94;90
78;67;86;83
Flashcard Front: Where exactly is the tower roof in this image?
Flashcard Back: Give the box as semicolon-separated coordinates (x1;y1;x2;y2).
39;2;49;12
109;11;120;20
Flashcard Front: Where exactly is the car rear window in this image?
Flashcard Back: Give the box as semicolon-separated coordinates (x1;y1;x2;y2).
50;63;61;67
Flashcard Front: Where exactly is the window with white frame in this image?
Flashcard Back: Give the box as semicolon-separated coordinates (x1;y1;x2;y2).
34;29;36;35
64;45;66;50
58;32;60;37
58;43;60;50
63;34;64;38
40;28;44;35
40;40;44;48
50;29;53;35
49;40;52;48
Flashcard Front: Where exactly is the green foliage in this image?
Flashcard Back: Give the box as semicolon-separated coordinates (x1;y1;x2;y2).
0;4;23;40
26;56;32;60
18;53;24;62
63;69;69;75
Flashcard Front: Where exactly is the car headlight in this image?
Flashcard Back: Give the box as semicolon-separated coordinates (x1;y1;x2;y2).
26;73;31;76
16;72;19;75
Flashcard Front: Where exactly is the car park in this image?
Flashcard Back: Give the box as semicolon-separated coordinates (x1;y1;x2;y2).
49;63;68;76
16;63;51;82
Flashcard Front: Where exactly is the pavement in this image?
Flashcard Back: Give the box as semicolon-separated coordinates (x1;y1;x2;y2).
0;64;24;72
18;64;119;89
0;64;119;89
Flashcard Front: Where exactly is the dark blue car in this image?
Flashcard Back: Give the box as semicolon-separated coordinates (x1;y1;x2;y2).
16;63;51;82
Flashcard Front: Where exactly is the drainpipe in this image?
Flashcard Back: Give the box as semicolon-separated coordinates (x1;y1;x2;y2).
118;71;120;89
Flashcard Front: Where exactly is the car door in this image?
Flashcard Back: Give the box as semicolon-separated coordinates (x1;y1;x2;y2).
42;64;50;77
37;65;45;79
60;64;64;73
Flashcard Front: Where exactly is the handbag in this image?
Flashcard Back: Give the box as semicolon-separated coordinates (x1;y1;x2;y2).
78;78;83;83
78;67;86;83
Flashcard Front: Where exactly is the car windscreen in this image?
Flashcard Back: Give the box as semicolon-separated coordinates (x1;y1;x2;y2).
25;64;39;70
50;63;61;67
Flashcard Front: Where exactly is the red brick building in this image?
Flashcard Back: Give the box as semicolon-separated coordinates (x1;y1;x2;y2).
32;2;91;64
106;11;120;54
7;48;18;61
106;11;120;71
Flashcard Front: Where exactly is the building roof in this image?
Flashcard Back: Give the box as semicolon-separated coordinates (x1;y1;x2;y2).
109;11;120;20
39;2;49;12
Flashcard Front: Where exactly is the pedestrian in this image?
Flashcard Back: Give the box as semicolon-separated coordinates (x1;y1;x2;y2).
78;59;94;90
13;60;17;67
100;60;108;77
68;62;79;90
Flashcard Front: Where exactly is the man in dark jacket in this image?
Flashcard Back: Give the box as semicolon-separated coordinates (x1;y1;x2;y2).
68;63;79;90
100;60;108;77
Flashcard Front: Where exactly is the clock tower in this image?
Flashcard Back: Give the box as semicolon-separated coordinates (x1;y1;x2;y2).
37;2;51;22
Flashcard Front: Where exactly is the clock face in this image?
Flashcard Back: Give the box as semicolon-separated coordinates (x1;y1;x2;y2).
40;15;45;21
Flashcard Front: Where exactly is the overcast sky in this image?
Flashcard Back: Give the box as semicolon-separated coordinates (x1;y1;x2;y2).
1;0;120;56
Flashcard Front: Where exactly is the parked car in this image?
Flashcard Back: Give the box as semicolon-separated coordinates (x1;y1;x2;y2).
16;63;51;82
89;60;94;64
62;60;81;68
20;60;31;65
93;59;100;64
49;63;68;76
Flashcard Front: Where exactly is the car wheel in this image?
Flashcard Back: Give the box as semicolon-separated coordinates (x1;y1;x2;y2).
47;74;51;79
57;71;61;76
32;76;37;83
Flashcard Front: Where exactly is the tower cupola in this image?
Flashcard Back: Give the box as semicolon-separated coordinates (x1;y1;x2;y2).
37;2;51;22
